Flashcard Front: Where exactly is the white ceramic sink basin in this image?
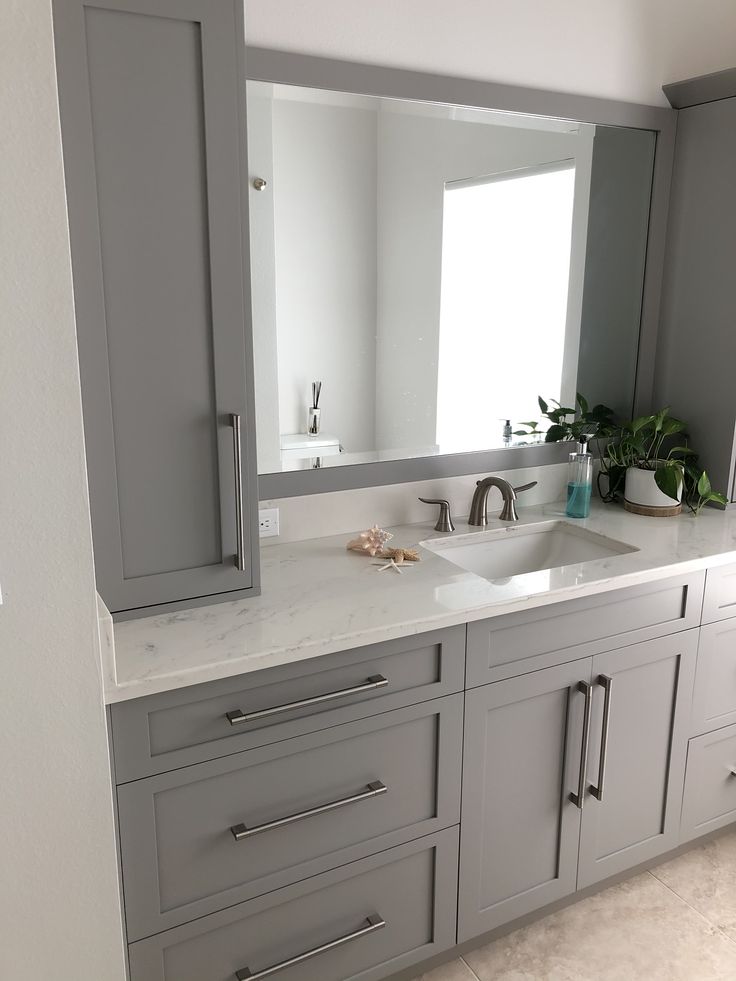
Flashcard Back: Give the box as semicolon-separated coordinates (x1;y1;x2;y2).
421;520;638;582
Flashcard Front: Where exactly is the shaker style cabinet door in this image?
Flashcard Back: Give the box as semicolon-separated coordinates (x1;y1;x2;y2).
53;0;259;615
577;632;698;889
458;659;591;941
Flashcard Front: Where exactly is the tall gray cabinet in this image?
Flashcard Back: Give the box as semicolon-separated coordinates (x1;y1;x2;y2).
53;0;259;616
657;71;736;504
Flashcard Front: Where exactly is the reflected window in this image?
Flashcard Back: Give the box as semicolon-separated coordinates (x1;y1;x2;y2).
436;162;577;453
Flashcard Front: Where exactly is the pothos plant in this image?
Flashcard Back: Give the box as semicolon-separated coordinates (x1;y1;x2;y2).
601;408;727;515
513;394;618;444
514;396;727;516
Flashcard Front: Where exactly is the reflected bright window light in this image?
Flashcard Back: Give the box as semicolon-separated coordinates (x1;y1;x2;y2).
436;163;576;453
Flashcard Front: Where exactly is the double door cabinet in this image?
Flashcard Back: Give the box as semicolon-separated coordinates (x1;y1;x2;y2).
108;564;736;981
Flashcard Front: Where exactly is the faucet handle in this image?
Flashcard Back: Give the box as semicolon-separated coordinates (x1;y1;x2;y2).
513;480;538;495
419;497;456;533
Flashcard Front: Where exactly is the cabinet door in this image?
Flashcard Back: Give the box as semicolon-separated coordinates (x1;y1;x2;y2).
53;0;259;615
577;631;698;888
458;659;590;941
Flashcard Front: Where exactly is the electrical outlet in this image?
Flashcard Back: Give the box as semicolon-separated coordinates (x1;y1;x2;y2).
259;507;280;538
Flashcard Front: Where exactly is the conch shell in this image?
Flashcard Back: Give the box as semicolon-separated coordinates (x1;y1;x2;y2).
346;525;393;557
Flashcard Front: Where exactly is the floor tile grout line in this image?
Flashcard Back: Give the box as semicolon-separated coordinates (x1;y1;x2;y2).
646;868;736;950
459;954;483;981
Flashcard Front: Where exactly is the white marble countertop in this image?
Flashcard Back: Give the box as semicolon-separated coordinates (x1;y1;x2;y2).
104;500;736;703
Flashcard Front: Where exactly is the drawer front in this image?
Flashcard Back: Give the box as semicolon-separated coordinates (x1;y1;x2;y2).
119;696;463;940
128;828;459;981
111;626;465;782
703;563;736;624
466;573;704;687
681;725;736;841
692;620;736;735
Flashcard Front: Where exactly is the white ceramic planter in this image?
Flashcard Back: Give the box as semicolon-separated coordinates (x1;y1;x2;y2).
624;465;682;516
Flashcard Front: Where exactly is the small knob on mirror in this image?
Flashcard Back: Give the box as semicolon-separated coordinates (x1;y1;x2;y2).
252;177;268;191
419;497;455;533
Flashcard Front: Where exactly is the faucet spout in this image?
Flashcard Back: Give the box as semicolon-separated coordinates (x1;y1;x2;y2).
468;477;538;525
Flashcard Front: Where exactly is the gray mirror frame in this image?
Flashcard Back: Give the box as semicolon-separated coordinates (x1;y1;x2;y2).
248;47;676;499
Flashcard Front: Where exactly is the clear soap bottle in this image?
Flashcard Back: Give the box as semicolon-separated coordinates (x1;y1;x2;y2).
566;435;592;519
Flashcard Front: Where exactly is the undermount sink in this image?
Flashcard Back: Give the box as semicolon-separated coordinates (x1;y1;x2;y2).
421;520;638;582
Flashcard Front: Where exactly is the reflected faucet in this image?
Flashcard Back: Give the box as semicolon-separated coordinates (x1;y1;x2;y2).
468;476;538;525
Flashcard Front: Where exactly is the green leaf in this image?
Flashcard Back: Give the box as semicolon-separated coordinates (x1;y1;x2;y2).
697;471;712;498
654;465;682;502
544;425;567;443
630;415;654;434
710;492;729;506
668;445;696;457
660;417;686;436
576;392;589;415
537;396;548;415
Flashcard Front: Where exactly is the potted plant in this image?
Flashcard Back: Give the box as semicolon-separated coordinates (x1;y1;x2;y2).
515;397;727;516
600;408;727;516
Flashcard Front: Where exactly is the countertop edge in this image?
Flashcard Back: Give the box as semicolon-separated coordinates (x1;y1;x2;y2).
102;548;735;705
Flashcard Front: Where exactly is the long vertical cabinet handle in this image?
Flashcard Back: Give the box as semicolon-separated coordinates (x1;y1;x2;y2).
230;413;245;572
590;674;613;801
570;681;593;809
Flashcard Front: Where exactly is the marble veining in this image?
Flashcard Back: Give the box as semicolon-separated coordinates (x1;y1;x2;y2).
105;500;736;703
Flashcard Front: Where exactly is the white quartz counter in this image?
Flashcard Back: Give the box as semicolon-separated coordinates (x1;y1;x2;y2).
104;501;736;703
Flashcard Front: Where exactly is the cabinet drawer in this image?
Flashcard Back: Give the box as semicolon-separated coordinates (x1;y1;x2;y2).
681;725;736;841
128;828;459;981
703;563;736;624
692;621;736;735
466;573;703;687
119;696;462;940
111;626;465;781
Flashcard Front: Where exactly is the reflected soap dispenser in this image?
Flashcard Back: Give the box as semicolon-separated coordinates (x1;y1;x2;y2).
566;435;593;519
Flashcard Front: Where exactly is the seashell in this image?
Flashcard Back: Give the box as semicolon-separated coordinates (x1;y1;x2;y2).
346;525;394;557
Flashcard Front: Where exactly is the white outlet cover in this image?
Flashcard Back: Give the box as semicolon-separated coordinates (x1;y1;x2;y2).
259;507;280;538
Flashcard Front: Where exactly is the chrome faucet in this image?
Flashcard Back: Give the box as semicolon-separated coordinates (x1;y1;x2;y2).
468;477;538;525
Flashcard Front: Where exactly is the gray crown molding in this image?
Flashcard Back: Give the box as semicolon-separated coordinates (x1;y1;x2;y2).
664;67;736;109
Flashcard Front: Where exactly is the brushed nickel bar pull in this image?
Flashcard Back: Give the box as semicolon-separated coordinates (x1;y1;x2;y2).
590;674;614;802
231;781;387;840
231;413;245;572
225;674;388;726
570;680;593;810
235;914;386;980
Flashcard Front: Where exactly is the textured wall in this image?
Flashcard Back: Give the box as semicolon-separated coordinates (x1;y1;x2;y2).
0;2;126;979
246;0;736;107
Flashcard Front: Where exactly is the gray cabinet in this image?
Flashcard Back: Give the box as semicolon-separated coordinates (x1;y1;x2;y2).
110;626;466;781
458;660;587;940
692;620;736;735
459;630;699;938
128;829;459;981
118;696;463;939
656;92;736;503
53;0;259;616
681;724;736;842
577;631;697;887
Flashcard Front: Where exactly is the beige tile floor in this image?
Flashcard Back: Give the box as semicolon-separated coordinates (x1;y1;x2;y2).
410;828;736;981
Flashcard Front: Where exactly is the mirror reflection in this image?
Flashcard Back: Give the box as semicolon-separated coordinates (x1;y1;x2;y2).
247;82;655;474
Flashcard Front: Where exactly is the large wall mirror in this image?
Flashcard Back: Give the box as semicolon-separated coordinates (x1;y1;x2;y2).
247;51;675;496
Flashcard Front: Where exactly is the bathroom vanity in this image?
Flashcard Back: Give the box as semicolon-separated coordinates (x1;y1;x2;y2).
103;504;736;981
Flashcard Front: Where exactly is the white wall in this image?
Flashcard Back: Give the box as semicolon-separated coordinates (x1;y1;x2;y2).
247;0;736;108
0;3;126;979
271;97;378;453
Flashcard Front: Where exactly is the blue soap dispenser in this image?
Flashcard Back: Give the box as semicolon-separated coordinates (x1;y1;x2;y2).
566;435;593;519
